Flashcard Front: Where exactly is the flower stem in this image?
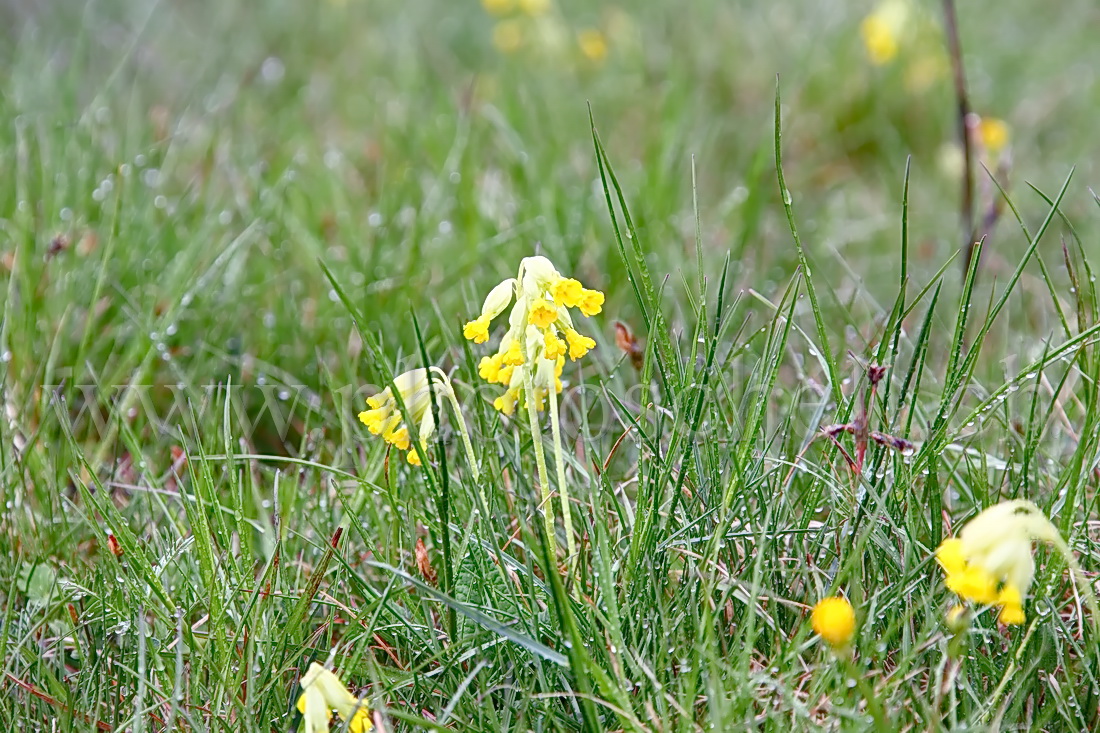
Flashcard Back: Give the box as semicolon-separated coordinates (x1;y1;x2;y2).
441;387;489;514
548;392;577;578
842;653;889;732
451;400;481;482
524;378;556;557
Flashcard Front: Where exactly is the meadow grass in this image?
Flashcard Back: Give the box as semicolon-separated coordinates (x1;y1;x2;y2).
2;0;1100;730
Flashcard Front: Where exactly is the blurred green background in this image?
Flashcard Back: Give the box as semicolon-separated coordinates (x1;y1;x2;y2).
4;0;1099;396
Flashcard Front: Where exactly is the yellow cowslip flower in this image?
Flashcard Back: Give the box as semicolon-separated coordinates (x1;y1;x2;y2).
564;328;595;360
492;19;525;54
860;0;912;65
935;500;1063;625
296;663;372;733
811;596;856;648
464;278;516;344
528;299;558;329
577;29;608;63
977;116;1010;155
358;368;451;466
544;331;567;360
481;0;514;16
464;255;603;414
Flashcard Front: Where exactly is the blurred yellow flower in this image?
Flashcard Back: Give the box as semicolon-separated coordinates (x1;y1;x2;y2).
296;663;372;733
577;28;609;63
492;20;525;54
860;0;912;65
482;0;515;16
977;116;1010;155
935;500;1063;625
945;603;970;633
811;596;856;648
517;0;550;16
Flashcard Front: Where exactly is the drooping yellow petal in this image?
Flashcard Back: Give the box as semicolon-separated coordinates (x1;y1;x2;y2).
564;329;595;360
997;584;1026;625
479;354;503;382
552;278;584;308
577;289;604;316
935;538;966;576
503;340;525;366
529;300;558;328
384;425;410;451
347;706;374;733
464;316;491;344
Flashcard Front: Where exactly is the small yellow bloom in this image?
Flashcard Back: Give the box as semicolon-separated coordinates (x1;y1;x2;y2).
553;278;584;307
577;289;604;316
977;117;1010;155
564;328;595;360
811;597;856;648
481;0;514;16
860;0;912;66
935;500;1065;625
544;331;567;360
577;29;608;63
463;316;491;344
296;662;372;733
479;354;503;382
492;20;525;54
503;339;525;366
517;0;549;16
529;299;558;328
860;16;898;65
464;279;515;344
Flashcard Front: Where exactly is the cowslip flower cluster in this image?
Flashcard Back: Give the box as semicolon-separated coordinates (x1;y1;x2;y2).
811;596;857;649
358;368;451;466
464;255;603;416
935;500;1062;625
296;663;372;733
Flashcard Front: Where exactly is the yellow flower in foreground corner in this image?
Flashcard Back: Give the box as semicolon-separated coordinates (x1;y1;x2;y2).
296;662;372;733
463;255;603;415
935;500;1064;625
811;596;857;648
359;368;452;466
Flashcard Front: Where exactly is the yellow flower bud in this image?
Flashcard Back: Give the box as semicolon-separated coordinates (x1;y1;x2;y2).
811;597;856;648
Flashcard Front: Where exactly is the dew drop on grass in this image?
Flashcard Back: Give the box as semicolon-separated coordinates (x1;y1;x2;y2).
845;678;857;689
